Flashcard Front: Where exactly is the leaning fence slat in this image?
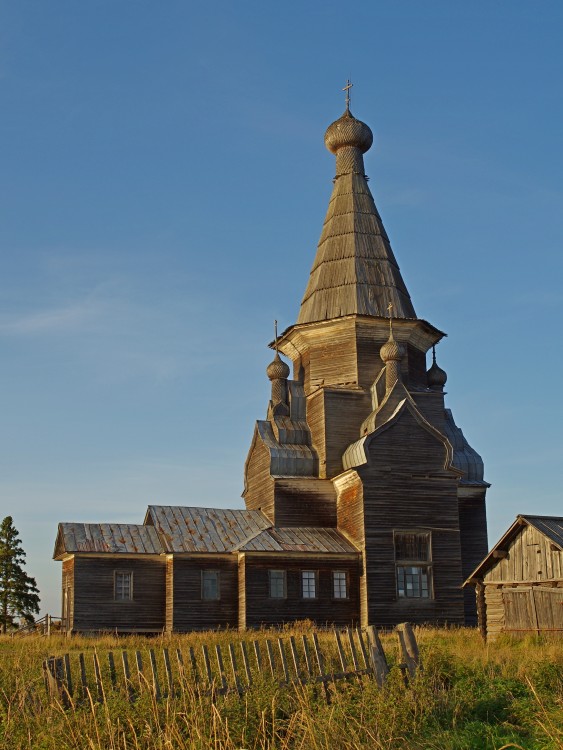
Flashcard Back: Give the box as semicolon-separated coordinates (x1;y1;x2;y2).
356;628;370;670
265;640;276;678
79;653;88;696
149;649;161;700
396;623;421;680
215;645;228;693
107;652;117;690
135;651;144;690
346;629;360;673
63;653;73;697
312;633;331;703
289;636;301;682
189;646;200;685
240;642;253;686
42;660;50;697
253;640;262;673
277;638;290;684
163;648;174;697
202;644;213;686
334;630;348;674
228;643;243;695
122;651;134;702
366;625;390;687
92;652;104;703
301;635;313;679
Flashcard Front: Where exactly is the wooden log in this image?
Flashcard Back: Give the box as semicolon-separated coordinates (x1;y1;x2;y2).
240;642;253;686
366;625;389;687
92;652;104;703
45;656;69;707
228;643;243;696
121;651;134;702
163;648;174;697
107;652;117;690
149;649;161;701
395;623;421;679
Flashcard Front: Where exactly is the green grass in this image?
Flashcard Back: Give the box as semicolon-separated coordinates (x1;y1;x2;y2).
0;627;562;749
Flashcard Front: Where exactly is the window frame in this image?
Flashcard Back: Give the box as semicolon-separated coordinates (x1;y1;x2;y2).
301;570;318;600
393;531;433;600
114;570;134;602
201;569;221;601
332;570;349;600
268;569;287;599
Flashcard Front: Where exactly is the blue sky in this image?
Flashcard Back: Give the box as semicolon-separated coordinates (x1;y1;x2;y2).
1;1;562;615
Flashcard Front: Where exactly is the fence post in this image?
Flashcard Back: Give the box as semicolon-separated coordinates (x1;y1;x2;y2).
395;622;421;680
46;614;51;637
366;626;390;687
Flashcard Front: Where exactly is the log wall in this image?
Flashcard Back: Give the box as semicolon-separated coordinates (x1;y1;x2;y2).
72;555;166;633
170;555;238;631
241;554;360;627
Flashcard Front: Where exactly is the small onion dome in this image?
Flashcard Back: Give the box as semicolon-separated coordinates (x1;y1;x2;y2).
427;361;447;389
380;333;404;363
266;351;290;381
324;109;373;155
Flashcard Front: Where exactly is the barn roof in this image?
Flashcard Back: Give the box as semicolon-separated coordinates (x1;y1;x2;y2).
463;514;563;585
145;505;271;553
54;522;163;558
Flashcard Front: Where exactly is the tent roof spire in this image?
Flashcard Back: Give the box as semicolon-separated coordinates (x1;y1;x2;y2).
297;92;416;325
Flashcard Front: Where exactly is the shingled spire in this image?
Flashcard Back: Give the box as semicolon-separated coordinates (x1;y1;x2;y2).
298;98;416;325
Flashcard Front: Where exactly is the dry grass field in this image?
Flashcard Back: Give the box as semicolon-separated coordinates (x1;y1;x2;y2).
1;626;562;750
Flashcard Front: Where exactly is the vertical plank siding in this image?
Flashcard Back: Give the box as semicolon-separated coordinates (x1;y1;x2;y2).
171;556;238;631
458;492;488;625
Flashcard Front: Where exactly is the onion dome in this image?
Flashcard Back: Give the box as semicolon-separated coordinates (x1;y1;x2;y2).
324;109;373;155
266;351;290;381
380;332;404;363
427;347;447;389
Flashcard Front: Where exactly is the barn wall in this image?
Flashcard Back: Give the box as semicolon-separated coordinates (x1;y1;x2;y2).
358;409;464;626
458;492;488;625
72;555;166;632
244;434;275;522
274;478;337;527
171;555;238;631
242;554;360;627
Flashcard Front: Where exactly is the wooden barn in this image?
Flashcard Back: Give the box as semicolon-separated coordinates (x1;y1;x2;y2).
464;515;563;639
54;95;490;633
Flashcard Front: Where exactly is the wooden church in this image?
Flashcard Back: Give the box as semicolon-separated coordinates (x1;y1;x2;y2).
54;95;489;633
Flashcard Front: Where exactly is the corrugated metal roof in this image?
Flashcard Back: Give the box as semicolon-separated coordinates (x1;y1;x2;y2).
145;506;271;553
240;527;358;554
523;515;563;549
55;523;163;556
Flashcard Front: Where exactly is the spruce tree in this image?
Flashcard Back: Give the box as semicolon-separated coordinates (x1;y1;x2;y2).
0;516;40;633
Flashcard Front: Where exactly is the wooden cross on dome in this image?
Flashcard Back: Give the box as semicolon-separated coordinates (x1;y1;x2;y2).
343;79;353;110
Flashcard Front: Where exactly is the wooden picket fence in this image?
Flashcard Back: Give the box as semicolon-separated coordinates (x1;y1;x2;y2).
42;623;421;708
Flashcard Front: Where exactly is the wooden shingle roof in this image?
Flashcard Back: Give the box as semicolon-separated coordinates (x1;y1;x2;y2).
297;110;415;325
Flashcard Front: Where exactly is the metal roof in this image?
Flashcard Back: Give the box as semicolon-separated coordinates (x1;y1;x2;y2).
54;523;163;558
524;515;563;549
145;506;271;553
240;527;358;554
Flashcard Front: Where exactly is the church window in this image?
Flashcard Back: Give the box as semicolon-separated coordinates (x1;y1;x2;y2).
202;570;220;600
394;532;432;598
114;571;133;601
332;571;348;599
301;571;317;599
268;570;286;599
